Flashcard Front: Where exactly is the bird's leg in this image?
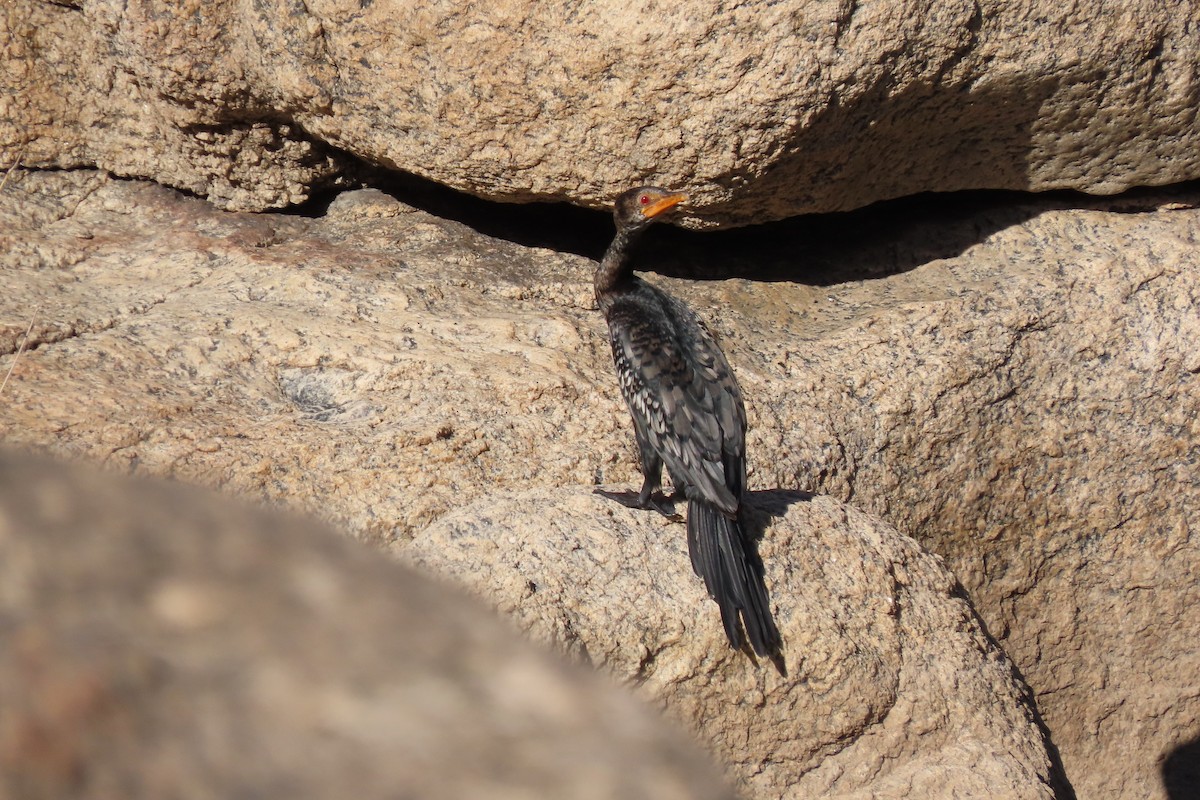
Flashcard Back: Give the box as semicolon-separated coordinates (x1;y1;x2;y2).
595;482;682;521
594;437;683;521
632;433;682;519
635;473;682;519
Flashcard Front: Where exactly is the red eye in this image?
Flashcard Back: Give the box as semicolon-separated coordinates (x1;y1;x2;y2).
639;194;651;205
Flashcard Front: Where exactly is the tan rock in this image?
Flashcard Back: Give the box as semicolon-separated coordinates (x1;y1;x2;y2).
0;0;349;211
2;170;1198;798
0;449;736;800
0;172;619;542
739;194;1200;800
3;0;1199;221
404;488;1059;799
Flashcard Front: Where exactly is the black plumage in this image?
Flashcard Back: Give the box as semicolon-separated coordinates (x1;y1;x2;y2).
594;186;782;659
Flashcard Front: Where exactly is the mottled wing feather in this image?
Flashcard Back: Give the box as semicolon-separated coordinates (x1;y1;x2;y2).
606;280;746;514
663;292;748;500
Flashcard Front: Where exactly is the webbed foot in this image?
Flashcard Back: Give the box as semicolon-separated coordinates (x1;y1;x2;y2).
593;488;684;522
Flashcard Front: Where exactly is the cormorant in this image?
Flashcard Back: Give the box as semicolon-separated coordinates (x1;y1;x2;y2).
594;186;782;660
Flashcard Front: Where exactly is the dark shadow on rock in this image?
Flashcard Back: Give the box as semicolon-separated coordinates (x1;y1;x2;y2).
644;189;1048;285
289;158;614;258
644;179;1198;287
742;488;815;524
949;583;1078;800
288;139;1200;289
740;490;814;676
300;157;1051;285
1163;734;1200;800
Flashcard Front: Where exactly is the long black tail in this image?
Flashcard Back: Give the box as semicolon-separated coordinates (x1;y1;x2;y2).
686;499;782;658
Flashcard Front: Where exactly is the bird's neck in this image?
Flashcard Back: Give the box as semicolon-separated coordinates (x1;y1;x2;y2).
594;225;642;301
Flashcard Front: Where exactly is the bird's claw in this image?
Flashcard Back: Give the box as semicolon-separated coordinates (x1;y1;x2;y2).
594;488;684;522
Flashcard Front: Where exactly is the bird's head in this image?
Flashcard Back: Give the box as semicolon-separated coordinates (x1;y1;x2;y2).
613;186;687;233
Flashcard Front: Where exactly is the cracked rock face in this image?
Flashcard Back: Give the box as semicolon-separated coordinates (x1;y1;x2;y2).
2;170;1198;799
0;452;737;800
3;0;1199;222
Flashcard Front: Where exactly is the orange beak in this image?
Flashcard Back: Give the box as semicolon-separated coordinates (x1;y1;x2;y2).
641;193;687;220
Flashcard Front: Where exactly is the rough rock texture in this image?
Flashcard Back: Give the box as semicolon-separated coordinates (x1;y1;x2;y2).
757;198;1200;800
404;488;1058;799
0;171;619;541
2;169;1198;798
0;0;350;211
3;0;1199;222
0;449;737;800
